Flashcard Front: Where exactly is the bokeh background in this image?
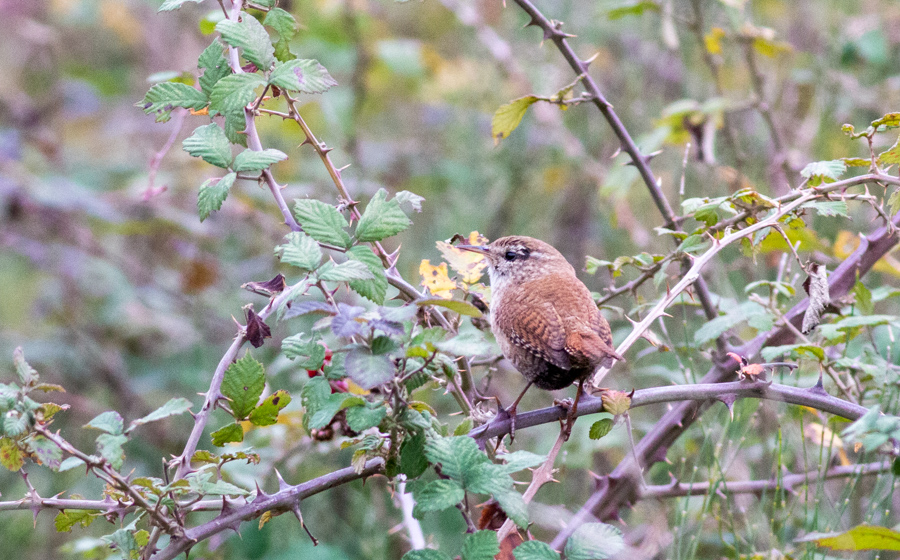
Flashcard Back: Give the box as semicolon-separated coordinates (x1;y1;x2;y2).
2;0;900;558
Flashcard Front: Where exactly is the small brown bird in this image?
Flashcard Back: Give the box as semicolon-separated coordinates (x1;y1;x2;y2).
458;236;623;438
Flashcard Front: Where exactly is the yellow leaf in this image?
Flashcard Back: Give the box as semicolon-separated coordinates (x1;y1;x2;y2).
704;27;726;54
346;380;370;395
799;524;900;551
437;231;489;284
491;95;539;145
419;260;458;299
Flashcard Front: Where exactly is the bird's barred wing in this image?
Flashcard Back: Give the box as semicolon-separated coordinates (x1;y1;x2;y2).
493;298;572;370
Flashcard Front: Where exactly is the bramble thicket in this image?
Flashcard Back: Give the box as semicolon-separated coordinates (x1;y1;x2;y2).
2;1;900;559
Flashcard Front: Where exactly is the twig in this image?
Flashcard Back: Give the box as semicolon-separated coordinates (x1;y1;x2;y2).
35;426;183;536
151;458;384;560
641;460;892;499
144;108;187;200
470;379;868;444
172;278;310;479
396;479;426;550
496;427;566;543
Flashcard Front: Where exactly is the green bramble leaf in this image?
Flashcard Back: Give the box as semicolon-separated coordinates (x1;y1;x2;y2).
355;188;412;242
138;82;208;123
58;457;85;472
694;302;769;346
760;344;825;362
345;347;394;390
198;39;230;98
282;333;327;370
412;479;465;516
677;234;708;254
853;280;874;315
878;135;900;165
248;390;291;426
417;298;483;318
84;411;124;435
183;123;233;168
514;541;560;560
492;95;539;144
589;418;614;440
608;1;660;19
300;376;357;430
800;200;850;218
198;172;236;221
208;72;265;116
211;423;244;446
14;347;37;387
435;331;493;356
221;351;266;420
127;398;192;433
186;471;249;496
317;259;375;282
158;0;203;12
872;113;900;129
102;528;139;560
233;148;287;172
842;157;871;167
400;432;428;477
394;190;425;213
216;14;275;71
424;436;487;482
3;411;29;437
800;160;846;186
796;524;900;551
275;232;323;271
25;436;62;469
461;531;500;560
402;550;452;560
223;109;248;147
888;189;900;216
268;59;338;94
818;314;897;342
496;450;546;474
345;402;387;432
264;8;298;62
0;437;24;471
347;245;388;304
96;434;128;470
495;488;528;528
564;522;625;560
55;509;100;532
292;199;352;248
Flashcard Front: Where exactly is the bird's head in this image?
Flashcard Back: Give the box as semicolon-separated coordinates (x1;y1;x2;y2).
457;235;575;291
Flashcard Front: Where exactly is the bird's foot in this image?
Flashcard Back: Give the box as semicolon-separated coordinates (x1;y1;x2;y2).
553;398;578;441
477;398;520;451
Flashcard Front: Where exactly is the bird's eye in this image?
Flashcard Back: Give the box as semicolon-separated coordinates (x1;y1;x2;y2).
504;251;517;261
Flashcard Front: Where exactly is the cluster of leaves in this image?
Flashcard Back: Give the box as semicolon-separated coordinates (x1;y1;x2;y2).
0;348;66;472
138;4;336;221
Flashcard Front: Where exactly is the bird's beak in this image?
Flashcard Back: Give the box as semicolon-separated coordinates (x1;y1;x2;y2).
455;244;490;255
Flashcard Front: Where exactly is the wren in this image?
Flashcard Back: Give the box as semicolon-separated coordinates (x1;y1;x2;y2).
458;236;623;439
